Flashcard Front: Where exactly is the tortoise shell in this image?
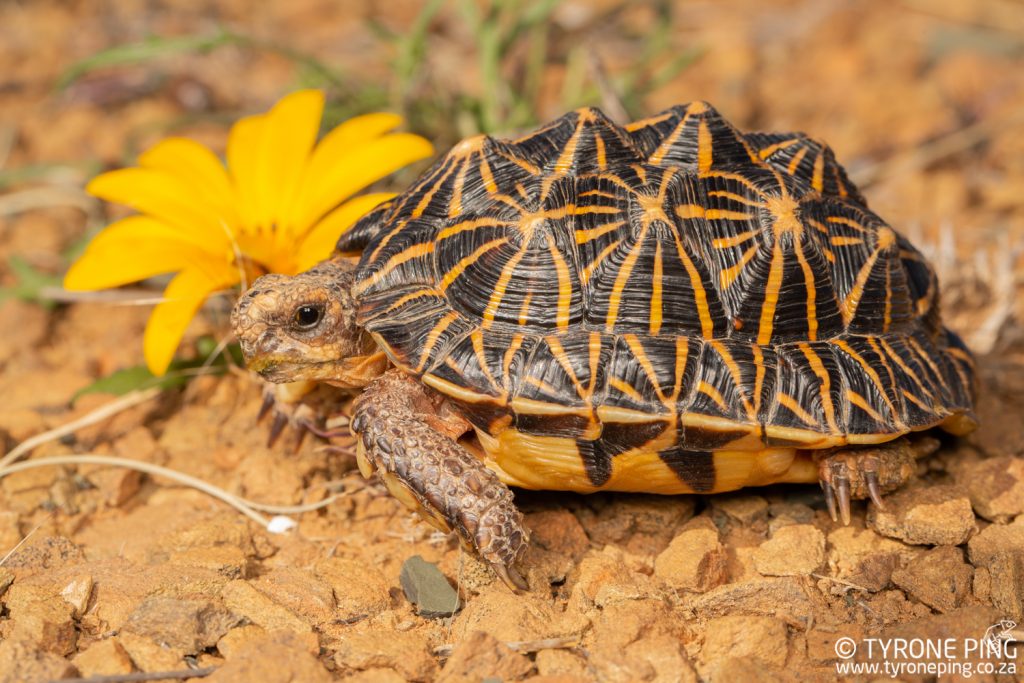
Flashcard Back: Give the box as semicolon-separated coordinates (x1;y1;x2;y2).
339;102;976;494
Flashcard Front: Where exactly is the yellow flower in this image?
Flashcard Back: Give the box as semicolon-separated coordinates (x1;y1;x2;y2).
65;90;433;375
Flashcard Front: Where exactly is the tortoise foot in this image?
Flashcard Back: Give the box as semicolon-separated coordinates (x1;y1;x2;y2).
816;438;923;525
352;370;529;591
256;380;349;451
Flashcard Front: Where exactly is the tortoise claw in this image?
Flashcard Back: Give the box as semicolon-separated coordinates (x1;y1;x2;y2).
267;412;289;448
821;479;839;523
865;469;885;509
835;471;852;526
257;390;275;423
490;562;529;592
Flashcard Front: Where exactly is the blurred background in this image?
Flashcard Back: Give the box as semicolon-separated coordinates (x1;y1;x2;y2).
1;0;1022;370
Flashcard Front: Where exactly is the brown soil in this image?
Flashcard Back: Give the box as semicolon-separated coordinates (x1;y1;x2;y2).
2;1;1024;681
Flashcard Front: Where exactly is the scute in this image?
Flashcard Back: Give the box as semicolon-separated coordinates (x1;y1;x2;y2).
353;101;976;481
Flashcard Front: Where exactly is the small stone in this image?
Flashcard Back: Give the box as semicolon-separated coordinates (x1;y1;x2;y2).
400;555;461;618
570;547;647;610
333;628;436;681
72;638;134;677
525;508;591;560
314;557;391;621
535;648;589;677
168;545;252;578
205;630;331;683
827;526;918;592
437;631;534;683
891;546;973;613
252;568;336;626
123;597;239;653
654;517;728;592
1;535;84;572
59;575;93;617
958;457;1024;522
986;551;1024;619
574;495;695;554
117;631;185;672
966;518;1024;567
701;615;789;668
753;524;825;576
867;484;976;545
5;592;77;655
973;566;991;602
0;636;78;683
220;580;312;635
216;625;267;658
685;577;812;628
711;495;769;527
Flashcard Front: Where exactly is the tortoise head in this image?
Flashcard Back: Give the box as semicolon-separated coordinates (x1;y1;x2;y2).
231;258;385;387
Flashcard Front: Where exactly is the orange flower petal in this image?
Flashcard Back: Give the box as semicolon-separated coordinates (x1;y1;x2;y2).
143;264;238;375
293;133;433;231
63;217;226;291
295;192;394;271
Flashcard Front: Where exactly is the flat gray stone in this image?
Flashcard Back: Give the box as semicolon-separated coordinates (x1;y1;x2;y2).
400;555;461;619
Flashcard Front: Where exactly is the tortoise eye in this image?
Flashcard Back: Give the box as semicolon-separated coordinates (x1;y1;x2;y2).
293;305;322;329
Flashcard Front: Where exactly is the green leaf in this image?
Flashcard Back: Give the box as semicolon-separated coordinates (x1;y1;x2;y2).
0;256;62;310
71;337;244;403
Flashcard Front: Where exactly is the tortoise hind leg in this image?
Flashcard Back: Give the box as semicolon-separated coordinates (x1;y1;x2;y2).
816;436;940;525
351;370;529;590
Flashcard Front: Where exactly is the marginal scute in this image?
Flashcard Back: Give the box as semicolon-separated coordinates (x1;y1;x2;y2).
353;101;976;492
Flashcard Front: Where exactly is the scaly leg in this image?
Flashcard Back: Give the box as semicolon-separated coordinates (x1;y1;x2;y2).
816;436;940;524
351;370;529;590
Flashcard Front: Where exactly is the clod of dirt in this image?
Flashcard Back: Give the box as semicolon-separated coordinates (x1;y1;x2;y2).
966;516;1024;567
313;557;391;622
400;555;461;618
826;526;917;592
570;547;649;610
332;627;437;681
205;630;331;683
710;494;770;528
0;636;78;683
700;615;789;671
980;551;1024;618
1;535;84;573
220;579;313;636
955;456;1024;522
117;630;185;672
684;576;812;627
71;638;134;677
654;517;728;592
534;648;589;678
252;567;338;626
890;546;973;613
122;596;240;653
752;524;825;576
437;631;534;682
867;484;976;545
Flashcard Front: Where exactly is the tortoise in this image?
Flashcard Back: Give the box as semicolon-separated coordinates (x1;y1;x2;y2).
232;102;976;589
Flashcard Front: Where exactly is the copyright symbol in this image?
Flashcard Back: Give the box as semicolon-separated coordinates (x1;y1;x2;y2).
834;637;857;660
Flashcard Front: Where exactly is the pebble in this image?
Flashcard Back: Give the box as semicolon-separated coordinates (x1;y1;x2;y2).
711;495;769;527
117;630;185;672
685;577;812;628
654;517;728;592
985;551;1024;619
314;557;391;621
122;596;239;653
205;631;331;683
400;555;461;618
220;579;312;636
72;638;134;677
333;628;437;682
753;524;825;576
890;546;973;613
437;631;534;683
0;636;77;683
701;615;789;669
827;526;916;592
966;517;1024;567
957;456;1024;522
867;484;976;545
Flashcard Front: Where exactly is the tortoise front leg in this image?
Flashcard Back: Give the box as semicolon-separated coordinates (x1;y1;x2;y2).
351;370;529;590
